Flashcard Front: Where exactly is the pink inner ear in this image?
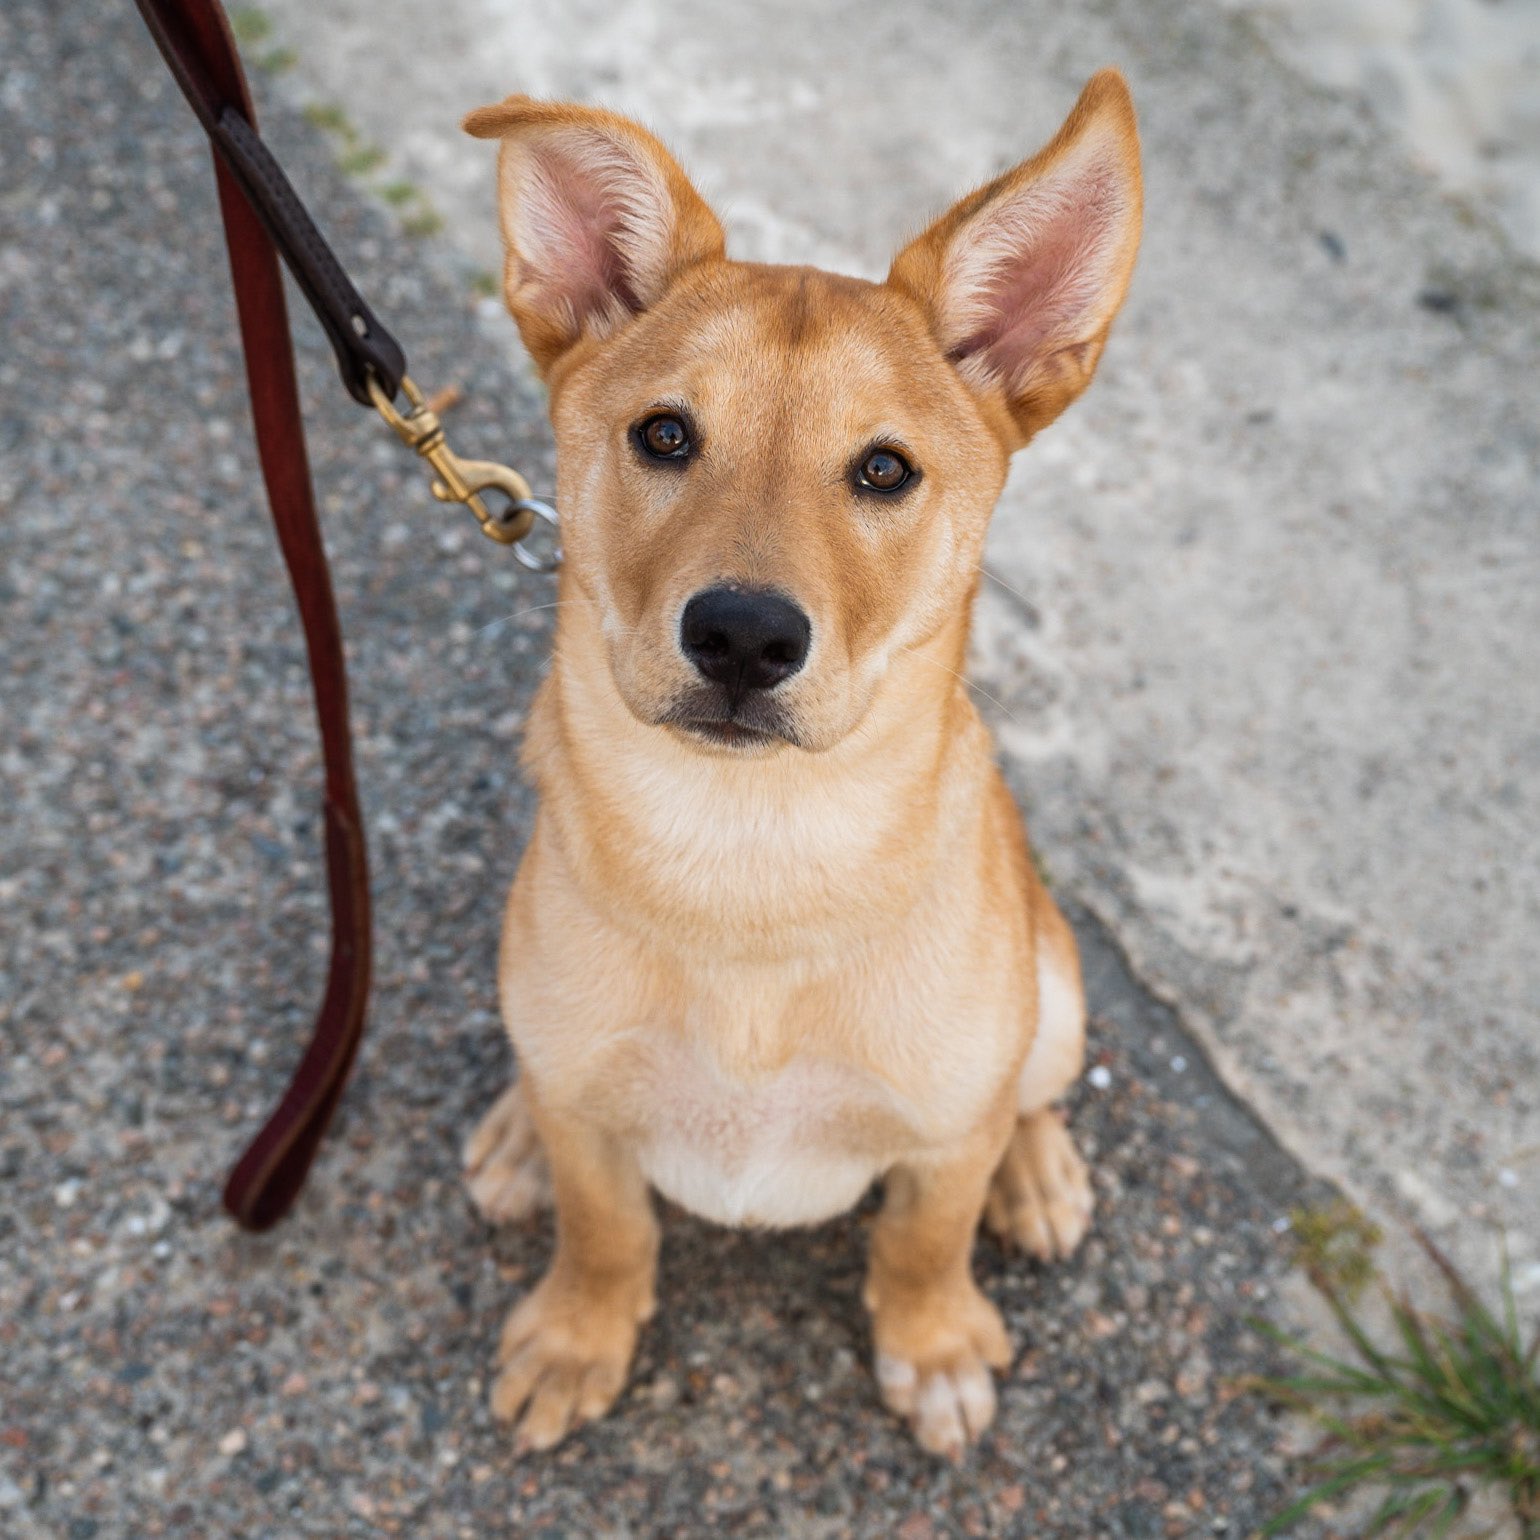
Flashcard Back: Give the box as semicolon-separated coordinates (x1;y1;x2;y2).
524;146;642;323
952;163;1123;386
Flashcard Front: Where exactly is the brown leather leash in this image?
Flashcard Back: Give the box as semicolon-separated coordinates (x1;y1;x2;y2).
132;0;556;1229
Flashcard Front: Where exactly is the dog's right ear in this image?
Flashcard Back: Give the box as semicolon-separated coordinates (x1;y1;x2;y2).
463;97;725;376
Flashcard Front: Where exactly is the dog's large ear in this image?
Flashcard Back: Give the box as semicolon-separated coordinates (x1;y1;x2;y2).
888;71;1142;448
463;97;725;375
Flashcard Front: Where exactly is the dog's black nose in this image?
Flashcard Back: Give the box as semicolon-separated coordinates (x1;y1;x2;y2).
680;586;811;692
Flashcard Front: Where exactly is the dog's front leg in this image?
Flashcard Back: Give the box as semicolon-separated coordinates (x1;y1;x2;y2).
863;1112;1014;1458
490;1094;658;1453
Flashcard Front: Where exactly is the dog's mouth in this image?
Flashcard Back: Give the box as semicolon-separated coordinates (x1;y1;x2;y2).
659;689;800;751
675;718;783;749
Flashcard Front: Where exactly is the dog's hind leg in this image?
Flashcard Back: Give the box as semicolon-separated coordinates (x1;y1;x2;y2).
464;1080;552;1224
983;894;1095;1261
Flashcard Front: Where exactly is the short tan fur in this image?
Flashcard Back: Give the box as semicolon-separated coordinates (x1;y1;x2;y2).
460;71;1143;1458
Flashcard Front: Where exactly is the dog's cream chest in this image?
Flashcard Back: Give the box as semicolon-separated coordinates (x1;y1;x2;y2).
633;1036;902;1229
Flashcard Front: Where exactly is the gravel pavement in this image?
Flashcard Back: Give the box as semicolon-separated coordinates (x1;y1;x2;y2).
1;3;1348;1536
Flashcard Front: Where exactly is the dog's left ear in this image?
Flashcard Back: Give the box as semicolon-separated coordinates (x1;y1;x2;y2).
464;97;725;376
888;70;1142;449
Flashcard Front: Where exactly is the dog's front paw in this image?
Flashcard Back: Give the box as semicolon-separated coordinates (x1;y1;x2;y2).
491;1270;652;1453
867;1281;1010;1459
464;1081;551;1224
984;1109;1093;1261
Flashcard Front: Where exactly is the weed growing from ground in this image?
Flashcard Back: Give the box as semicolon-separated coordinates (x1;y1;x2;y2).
1254;1229;1539;1536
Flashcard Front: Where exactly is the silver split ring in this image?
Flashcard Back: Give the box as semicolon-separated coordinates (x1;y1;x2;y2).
506;497;561;573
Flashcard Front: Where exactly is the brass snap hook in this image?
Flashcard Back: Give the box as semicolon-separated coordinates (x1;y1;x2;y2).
367;373;557;556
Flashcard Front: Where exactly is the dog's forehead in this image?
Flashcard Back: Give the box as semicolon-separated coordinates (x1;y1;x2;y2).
623;264;940;419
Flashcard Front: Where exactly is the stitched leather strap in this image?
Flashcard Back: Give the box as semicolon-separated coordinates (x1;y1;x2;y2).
216;110;405;403
132;0;374;1229
134;0;404;402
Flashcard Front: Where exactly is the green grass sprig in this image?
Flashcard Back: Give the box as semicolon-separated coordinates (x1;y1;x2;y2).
1252;1229;1540;1537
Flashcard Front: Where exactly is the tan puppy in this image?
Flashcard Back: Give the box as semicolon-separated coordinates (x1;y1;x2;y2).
460;72;1142;1458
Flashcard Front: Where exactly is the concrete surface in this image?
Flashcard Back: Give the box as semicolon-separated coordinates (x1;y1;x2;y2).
1;5;1337;1535
245;0;1540;1289
1218;0;1540;259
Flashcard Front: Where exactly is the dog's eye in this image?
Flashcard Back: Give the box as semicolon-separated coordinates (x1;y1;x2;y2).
637;413;691;460
857;447;913;492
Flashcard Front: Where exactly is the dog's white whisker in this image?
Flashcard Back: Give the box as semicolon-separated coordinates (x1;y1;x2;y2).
475;596;640;643
475;600;571;637
980;565;1036;612
899;648;1023;727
